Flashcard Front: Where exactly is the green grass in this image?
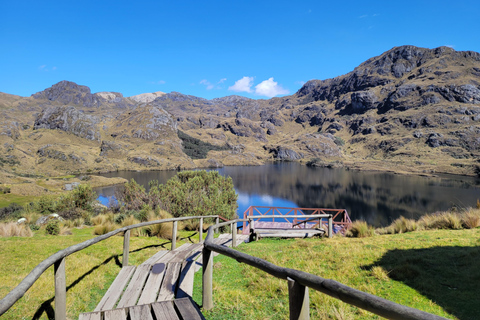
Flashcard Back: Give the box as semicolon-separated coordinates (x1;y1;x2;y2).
0;228;202;320
193;229;480;320
0;194;38;208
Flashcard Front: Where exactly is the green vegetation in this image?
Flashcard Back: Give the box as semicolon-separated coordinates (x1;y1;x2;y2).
120;171;238;220
193;228;480;320
177;130;229;159
0;227;202;319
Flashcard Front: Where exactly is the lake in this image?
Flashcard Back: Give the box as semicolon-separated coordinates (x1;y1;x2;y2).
95;163;480;227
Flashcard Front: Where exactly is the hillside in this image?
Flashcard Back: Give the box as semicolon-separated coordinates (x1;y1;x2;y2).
1;45;480;183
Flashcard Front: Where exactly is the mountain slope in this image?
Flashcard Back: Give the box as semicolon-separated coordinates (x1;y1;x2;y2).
1;45;480;178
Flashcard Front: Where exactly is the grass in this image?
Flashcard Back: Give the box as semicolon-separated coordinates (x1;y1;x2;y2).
193;228;480;320
0;227;202;320
0;193;39;208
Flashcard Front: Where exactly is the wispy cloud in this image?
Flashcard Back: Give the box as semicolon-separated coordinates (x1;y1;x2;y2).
255;78;289;97
200;78;227;90
38;65;57;72
149;80;166;85
359;14;368;19
295;80;306;86
358;14;380;19
445;45;455;49
228;76;254;93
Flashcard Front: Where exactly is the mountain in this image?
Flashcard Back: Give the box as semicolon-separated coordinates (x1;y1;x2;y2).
1;45;480;179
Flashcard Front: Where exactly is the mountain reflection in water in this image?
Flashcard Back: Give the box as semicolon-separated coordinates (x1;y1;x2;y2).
95;163;480;227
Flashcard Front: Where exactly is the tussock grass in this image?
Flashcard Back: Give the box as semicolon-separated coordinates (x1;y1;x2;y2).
0;222;33;237
461;208;480;229
145;221;174;239
93;222;116;235
346;220;375;237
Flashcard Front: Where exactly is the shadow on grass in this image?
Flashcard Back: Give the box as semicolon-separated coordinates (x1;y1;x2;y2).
31;240;174;319
364;245;480;320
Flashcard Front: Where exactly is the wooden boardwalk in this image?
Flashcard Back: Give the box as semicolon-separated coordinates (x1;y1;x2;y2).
78;234;249;320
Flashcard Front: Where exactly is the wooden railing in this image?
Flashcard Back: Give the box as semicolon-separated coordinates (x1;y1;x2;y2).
242;206;352;235
203;223;448;320
0;215;223;319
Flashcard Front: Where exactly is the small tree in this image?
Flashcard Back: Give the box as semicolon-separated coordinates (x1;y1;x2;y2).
158;170;238;219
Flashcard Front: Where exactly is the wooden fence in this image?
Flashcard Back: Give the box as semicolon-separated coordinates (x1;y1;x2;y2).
203;224;448;320
0;215;223;319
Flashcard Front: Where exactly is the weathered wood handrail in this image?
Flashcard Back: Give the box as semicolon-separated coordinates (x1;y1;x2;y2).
0;214;222;317
202;225;448;320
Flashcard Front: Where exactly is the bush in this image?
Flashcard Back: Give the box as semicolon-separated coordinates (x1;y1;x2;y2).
157;170;238;220
0;203;24;221
45;221;60;235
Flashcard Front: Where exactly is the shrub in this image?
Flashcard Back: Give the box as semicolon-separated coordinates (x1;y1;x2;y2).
346;220;375;238
157;170;238;220
0;203;24;221
45;221;60;235
0;222;33;237
177;130;229;159
134;204;151;222
182;219;201;231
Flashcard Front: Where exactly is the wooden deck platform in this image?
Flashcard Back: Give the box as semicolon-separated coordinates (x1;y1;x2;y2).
79;234;249;320
243;221;325;239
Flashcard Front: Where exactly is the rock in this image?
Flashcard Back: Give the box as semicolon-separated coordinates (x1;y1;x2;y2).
17;218;27;224
128;156;160;166
100;141;126;157
128;91;165;103
34;105;100;140
351;90;378;111
37;145;68;161
36;213;63;226
64;182;80;191
266;146;303;161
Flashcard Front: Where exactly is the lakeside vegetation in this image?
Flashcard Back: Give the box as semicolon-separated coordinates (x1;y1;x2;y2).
1;171;480;319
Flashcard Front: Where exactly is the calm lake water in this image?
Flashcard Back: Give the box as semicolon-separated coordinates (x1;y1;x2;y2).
95;163;480;227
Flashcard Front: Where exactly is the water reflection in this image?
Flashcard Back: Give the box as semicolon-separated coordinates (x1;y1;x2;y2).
96;163;480;227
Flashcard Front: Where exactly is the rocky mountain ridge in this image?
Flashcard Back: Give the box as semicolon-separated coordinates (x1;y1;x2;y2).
1;45;480;178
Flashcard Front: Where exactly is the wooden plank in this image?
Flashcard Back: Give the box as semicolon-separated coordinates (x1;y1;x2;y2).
104;308;128;320
157;262;182;301
78;312;101;320
94;266;136;311
142;250;168;266
174;297;206;320
176;260;195;298
117;264;152;308
129;304;154;320
170;243;203;263
157;244;193;264
137;263;167;305
151;301;180;320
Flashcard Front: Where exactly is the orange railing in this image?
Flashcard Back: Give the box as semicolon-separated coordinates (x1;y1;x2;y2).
242;206;352;235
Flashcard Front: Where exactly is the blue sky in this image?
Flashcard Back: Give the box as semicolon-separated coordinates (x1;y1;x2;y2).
1;0;479;99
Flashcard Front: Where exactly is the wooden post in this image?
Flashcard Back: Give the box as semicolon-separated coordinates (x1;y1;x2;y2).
122;230;130;267
250;218;256;241
215;216;219;233
199;217;203;242
288;277;309;320
232;222;237;247
328;215;333;238
202;241;213;310
54;258;66;320
172;221;177;250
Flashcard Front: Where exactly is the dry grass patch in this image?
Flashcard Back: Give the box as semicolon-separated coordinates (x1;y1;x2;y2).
0;222;33;237
461;208;480;229
346;220;375;237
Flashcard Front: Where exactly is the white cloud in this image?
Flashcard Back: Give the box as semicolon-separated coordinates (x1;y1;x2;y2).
295;80;306;86
218;78;227;84
228;76;254;93
255;78;289;97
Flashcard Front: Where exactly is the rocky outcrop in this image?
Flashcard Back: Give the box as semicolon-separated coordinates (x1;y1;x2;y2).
114;106;178;141
128;91;165;103
266;146;303;161
33;105;100;140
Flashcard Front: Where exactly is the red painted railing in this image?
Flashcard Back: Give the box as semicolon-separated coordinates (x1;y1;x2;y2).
242;206;352;235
